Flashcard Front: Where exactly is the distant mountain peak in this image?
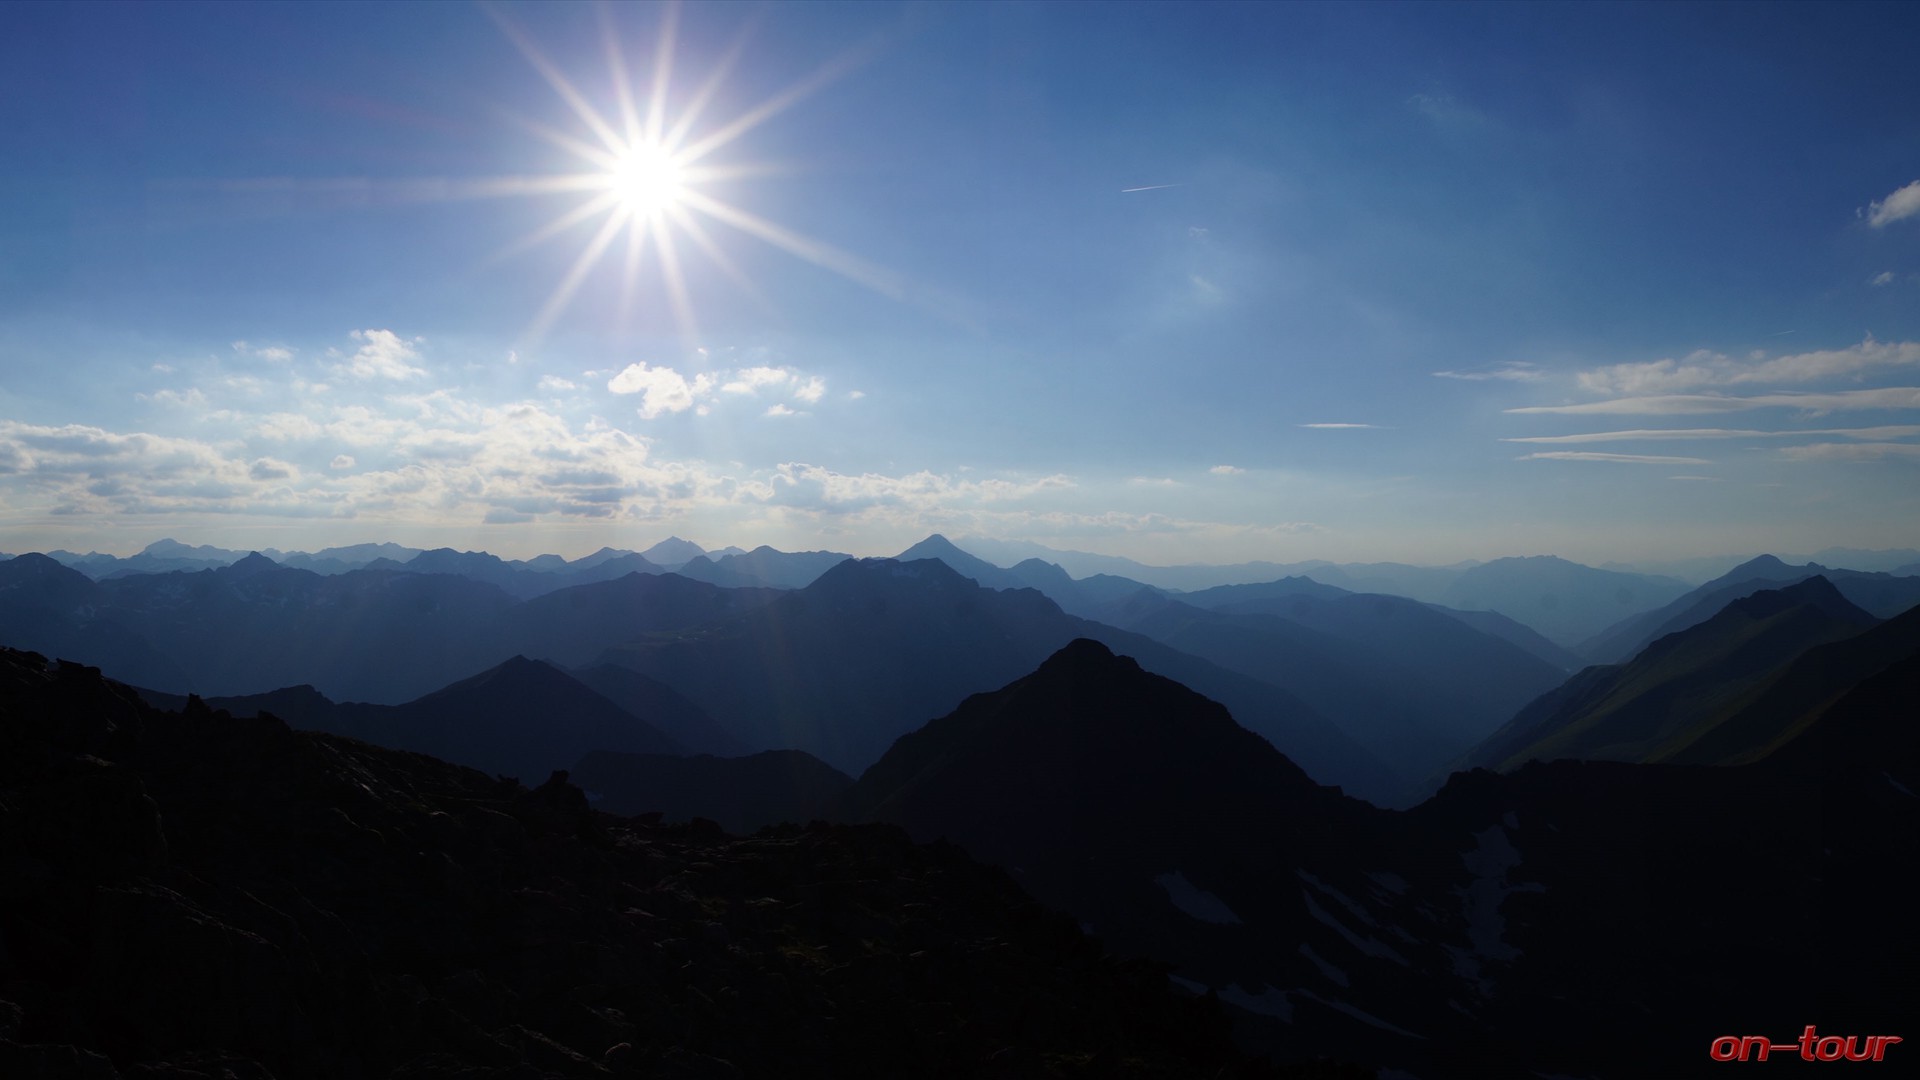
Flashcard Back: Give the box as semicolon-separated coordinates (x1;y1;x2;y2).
1036;636;1136;675
221;551;280;578
1727;575;1873;624
641;536;707;564
813;556;971;590
898;533;968;557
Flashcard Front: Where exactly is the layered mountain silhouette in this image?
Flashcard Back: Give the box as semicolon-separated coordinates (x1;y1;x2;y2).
0;553;799;704
1579;553;1920;662
595;556;1406;805
1435;555;1693;646
672;545;851;589
138;655;693;781
2;644;1314;1079
839;636;1920;1076
1464;577;1882;771
1106;589;1565;795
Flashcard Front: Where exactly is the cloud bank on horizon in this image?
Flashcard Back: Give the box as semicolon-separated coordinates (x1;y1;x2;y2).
0;3;1915;565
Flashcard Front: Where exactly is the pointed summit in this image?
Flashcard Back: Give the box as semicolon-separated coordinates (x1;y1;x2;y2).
220;552;280;579
641;536;707;566
894;534;1019;589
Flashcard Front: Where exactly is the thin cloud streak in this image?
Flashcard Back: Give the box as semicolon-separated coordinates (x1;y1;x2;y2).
1432;362;1543;382
1502;425;1920;443
1518;452;1714;465
1508;388;1920;415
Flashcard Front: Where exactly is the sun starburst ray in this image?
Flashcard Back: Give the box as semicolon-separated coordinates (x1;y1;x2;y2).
528;206;631;340
674;41;876;168
669;204;768;309
507;114;623;173
597;3;645;148
486;190;623;268
652;221;700;344
618;213;657;325
644;3;680;147
676;189;903;299
662;24;753;155
485;4;627;158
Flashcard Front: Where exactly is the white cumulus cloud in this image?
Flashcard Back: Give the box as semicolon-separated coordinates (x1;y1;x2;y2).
338;329;426;381
607;362;712;419
721;366;792;394
1866;180;1920;228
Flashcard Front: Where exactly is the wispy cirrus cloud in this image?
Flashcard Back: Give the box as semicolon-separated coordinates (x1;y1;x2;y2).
1508;387;1920;415
1575;338;1920;395
232;340;294;362
1778;442;1920;462
1502;425;1920;444
1432;361;1543;382
1408;92;1491;131
1517;451;1713;465
1298;422;1381;429
1866;179;1920;228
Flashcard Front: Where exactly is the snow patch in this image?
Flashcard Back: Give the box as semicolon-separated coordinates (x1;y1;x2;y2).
1367;870;1409;895
1218;983;1294;1020
1155;871;1242;925
1302;889;1408;965
1300;869;1378;926
1298;942;1349;987
1451;825;1546;995
1167;974;1209;996
1294;987;1425;1039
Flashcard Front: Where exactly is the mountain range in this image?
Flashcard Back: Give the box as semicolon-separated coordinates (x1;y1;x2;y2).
2;643;1320;1079
4;527;1916;1075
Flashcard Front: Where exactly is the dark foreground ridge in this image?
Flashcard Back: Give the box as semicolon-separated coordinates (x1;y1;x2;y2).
0;646;1361;1080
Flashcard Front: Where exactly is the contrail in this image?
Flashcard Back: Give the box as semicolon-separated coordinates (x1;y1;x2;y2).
1766;329;1797;337
1121;183;1182;193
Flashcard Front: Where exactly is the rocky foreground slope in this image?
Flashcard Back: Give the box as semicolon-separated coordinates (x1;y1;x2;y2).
0;645;1359;1080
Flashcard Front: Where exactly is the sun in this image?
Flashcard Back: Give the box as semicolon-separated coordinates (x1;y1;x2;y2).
606;143;685;217
484;3;902;344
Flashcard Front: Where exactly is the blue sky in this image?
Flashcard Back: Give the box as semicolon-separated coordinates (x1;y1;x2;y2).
2;1;1916;565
